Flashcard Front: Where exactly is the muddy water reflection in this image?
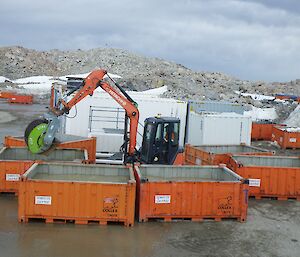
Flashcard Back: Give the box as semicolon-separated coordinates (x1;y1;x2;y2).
0;196;171;257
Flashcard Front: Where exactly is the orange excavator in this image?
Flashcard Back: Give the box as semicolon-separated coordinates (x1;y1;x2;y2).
24;69;183;164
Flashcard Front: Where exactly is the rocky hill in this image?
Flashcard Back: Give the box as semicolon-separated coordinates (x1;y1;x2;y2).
0;46;300;121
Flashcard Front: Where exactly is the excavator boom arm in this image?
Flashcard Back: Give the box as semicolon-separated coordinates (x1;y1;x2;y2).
100;81;139;156
26;69;139;161
64;70;106;110
59;69;139;157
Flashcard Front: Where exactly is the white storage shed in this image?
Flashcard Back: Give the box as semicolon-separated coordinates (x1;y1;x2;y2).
64;92;187;152
186;111;252;146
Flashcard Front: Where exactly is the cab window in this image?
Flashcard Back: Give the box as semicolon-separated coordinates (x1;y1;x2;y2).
171;122;179;145
155;123;162;142
163;123;169;142
144;123;154;141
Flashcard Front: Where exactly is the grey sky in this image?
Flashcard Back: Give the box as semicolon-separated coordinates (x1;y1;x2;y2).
0;0;299;81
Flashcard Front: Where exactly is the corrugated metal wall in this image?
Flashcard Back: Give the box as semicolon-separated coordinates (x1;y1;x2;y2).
0;148;85;161
188;100;245;115
232;155;300;167
65;95;188;152
186;112;252;145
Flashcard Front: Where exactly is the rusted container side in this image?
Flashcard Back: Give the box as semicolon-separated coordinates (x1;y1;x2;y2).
0;161;34;194
251;123;282;141
8;94;33;104
272;126;300;149
0;91;15;99
184;144;272;166
228;155;300;200
271;126;283;146
135;165;248;222
4;135;96;163
19;163;136;226
4;136;25;147
173;152;185;165
53;135;96;164
184;145;197;165
0;147;87;194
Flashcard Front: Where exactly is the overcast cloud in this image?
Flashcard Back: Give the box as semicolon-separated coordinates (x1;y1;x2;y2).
0;0;299;81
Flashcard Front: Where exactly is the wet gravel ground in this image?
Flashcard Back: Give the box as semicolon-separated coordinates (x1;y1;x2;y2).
0;100;47;145
0;196;299;257
0;101;300;257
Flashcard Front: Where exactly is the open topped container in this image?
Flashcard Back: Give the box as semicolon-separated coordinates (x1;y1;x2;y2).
134;165;248;223
228;155;300;200
19;163;136;226
0;147;87;194
185;144;272;166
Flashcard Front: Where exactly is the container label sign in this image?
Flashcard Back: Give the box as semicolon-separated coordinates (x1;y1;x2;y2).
155;195;171;204
249;179;261;187
289;138;297;143
102;197;119;216
195;158;201;165
6;174;20;181
217;196;233;215
35;196;52;205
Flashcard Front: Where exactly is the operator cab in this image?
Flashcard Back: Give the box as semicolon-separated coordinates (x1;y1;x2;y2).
140;117;181;164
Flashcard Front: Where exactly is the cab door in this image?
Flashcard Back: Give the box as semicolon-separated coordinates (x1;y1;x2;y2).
166;122;180;164
140;120;180;164
140;122;155;163
152;123;164;163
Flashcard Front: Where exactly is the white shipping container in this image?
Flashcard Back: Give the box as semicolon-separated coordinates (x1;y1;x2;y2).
186;112;252;145
188;100;245;114
64;92;187;152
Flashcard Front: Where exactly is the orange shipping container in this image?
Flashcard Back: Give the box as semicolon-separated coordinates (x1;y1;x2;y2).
4;135;96;163
8;94;33;104
0;91;15;99
228;155;300;200
184;144;272;166
251;123;273;141
19;163;136;226
3;136;25;147
0;160;34;194
272;126;300;149
134;165;249;222
0;147;87;194
275;94;299;102
252;123;285;141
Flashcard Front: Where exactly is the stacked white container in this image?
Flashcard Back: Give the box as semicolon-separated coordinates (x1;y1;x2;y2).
186;111;252;145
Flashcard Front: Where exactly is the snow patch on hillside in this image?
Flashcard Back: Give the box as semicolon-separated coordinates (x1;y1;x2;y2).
235;91;275;101
284;127;300;132
14;76;53;84
138;86;168;95
1;72;123;93
59;72;122;80
285;105;300;127
0;76;11;83
245;106;278;121
93;85;168;98
2;72;168;98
